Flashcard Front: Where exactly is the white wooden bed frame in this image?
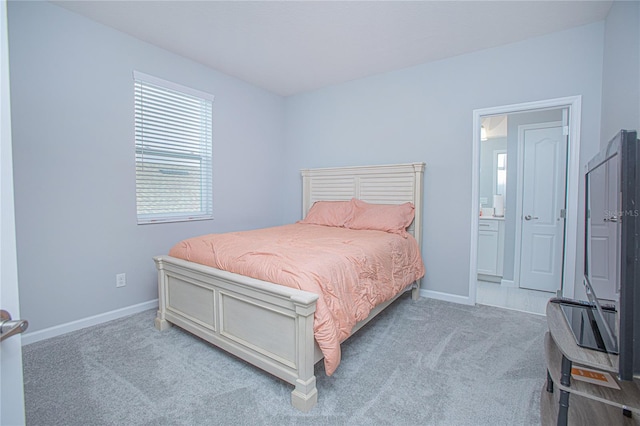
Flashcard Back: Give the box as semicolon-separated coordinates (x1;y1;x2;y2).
153;162;425;412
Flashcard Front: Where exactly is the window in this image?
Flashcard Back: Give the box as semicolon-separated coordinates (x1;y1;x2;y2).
134;71;213;224
494;150;507;201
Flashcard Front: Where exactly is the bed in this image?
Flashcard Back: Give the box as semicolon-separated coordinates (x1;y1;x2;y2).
153;162;425;412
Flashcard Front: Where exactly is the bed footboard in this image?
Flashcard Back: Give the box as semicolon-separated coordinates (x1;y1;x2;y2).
154;255;320;412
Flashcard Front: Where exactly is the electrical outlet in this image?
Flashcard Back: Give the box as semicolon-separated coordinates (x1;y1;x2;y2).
116;273;126;288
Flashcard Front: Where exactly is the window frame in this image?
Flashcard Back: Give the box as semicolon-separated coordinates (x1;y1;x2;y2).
134;71;214;225
493;149;507;201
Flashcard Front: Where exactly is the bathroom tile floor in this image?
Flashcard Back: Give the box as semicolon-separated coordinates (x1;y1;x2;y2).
476;280;553;316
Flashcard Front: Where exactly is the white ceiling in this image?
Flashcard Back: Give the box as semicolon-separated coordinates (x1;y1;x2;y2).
52;0;613;97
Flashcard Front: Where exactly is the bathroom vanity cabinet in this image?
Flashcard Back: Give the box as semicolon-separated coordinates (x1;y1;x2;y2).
477;217;505;281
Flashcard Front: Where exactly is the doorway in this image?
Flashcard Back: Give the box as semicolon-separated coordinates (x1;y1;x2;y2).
469;97;582;314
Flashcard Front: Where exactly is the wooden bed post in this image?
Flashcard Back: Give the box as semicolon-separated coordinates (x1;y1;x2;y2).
411;162;425;301
411;283;421;301
290;295;318;412
154;257;172;331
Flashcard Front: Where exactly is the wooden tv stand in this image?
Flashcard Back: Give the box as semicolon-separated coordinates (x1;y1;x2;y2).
541;300;640;425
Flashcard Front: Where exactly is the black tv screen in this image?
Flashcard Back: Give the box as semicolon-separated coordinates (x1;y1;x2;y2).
584;129;639;381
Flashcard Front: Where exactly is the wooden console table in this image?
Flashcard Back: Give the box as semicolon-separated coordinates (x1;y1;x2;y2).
541;301;640;425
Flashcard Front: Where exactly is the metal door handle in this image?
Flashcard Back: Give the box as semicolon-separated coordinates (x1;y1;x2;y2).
524;215;539;221
0;310;28;342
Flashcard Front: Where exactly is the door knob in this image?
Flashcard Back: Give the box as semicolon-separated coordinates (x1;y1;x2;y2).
524;215;539;221
0;309;28;342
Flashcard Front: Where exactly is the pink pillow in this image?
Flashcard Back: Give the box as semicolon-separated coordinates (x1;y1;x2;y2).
347;199;415;236
298;200;354;227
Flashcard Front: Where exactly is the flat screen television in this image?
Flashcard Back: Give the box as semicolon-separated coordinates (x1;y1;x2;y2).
580;129;640;381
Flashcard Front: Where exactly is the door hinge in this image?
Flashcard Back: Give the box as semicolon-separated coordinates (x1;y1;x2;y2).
560;209;566;219
563;126;569;136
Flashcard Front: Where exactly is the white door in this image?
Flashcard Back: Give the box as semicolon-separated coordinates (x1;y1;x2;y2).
519;124;567;292
1;1;27;424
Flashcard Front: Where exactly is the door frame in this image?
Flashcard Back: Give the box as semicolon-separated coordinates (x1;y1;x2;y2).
1;0;26;424
514;121;564;290
468;96;582;305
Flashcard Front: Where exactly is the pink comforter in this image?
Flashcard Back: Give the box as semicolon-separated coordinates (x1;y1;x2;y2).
168;223;425;375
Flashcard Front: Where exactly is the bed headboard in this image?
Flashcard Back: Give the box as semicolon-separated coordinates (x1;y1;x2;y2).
300;162;425;249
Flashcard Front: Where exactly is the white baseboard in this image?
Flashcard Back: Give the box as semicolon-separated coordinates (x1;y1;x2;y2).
21;299;158;346
420;289;473;306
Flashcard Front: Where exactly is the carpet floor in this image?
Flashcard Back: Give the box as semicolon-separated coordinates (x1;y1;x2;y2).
23;295;547;425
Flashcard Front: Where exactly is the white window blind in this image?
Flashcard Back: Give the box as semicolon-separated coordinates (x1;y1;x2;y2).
134;71;213;224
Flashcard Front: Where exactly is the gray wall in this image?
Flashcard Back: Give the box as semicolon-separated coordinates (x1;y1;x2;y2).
283;23;605;300
600;0;640;145
8;1;286;333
